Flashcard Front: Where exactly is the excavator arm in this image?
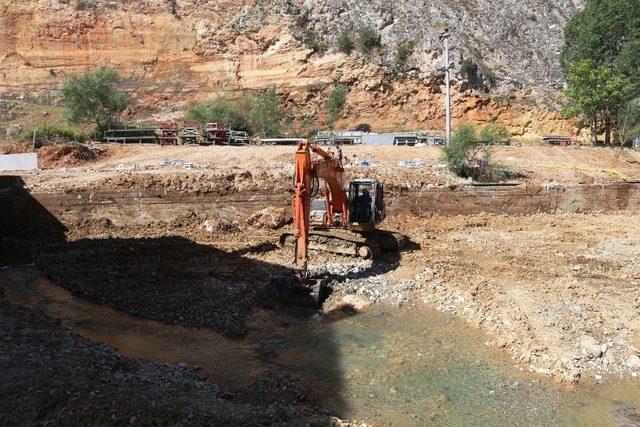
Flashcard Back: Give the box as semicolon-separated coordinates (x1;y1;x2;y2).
292;140;313;276
291;139;348;277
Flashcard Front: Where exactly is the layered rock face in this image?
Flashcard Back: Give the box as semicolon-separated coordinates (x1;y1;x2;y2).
0;0;582;139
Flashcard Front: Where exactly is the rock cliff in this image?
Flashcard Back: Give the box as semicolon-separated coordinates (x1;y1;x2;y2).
0;0;583;139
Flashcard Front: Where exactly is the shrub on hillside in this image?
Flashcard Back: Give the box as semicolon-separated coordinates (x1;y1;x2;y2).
356;25;381;52
186;95;250;131
186;88;288;137
394;41;416;69
248;87;288;137
355;123;372;133
301;29;327;53
337;30;355;54
19;123;88;146
325;84;348;127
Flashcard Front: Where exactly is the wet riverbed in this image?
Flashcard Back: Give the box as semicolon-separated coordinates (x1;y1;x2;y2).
2;266;640;426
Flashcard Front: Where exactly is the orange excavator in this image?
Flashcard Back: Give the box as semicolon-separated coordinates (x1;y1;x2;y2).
277;140;404;302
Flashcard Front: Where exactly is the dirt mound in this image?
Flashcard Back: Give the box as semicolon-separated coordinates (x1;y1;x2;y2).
0;143;32;155
38;145;106;169
246;207;288;229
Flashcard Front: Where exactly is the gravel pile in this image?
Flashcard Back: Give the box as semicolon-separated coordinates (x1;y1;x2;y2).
35;236;297;337
315;260;415;308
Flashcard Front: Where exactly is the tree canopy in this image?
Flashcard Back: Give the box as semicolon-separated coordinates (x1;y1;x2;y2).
561;0;640;144
61;67;128;134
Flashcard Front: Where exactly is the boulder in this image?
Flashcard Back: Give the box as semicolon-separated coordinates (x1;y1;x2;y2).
579;335;603;358
626;355;640;370
246;207;287;229
5;124;22;142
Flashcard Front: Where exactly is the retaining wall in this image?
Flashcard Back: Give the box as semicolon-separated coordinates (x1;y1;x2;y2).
3;177;640;232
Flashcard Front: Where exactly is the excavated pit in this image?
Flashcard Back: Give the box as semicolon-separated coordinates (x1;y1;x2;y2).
4;168;640;424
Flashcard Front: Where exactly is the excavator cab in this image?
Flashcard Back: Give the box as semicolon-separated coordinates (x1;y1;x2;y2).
348;179;385;231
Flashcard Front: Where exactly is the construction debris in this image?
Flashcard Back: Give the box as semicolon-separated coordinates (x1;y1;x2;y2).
181;120;199;145
204;122;230;145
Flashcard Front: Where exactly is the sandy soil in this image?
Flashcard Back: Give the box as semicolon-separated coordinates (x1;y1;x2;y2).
78;144;640;186
8;143;640;194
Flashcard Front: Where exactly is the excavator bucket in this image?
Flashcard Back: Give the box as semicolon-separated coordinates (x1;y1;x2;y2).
269;275;328;307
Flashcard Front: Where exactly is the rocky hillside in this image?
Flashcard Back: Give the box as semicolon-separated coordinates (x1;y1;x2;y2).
0;0;583;139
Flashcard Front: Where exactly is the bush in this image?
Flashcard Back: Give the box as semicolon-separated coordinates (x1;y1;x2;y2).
301;30;327;53
480;120;509;143
325;84;348;127
186;87;288;137
61;67;128;134
19;123;87;145
460;58;478;80
355;123;372;132
395;41;416;66
483;68;498;88
248;87;288;137
356;25;381;52
337;30;355;54
186;95;250;131
442;123;478;174
441;123;509;182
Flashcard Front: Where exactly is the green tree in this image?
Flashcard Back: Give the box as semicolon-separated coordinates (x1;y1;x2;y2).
563;59;631;143
248;87;287;137
336;30;355;54
61;67;128;134
561;0;640;144
325;84;348;127
480;120;509;143
442;123;478;175
617;98;640;146
442;123;507;181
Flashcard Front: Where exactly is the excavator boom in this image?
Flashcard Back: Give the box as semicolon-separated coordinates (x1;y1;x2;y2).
292;140;313;276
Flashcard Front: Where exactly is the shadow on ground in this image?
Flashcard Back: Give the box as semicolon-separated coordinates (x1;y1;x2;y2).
0;174;350;422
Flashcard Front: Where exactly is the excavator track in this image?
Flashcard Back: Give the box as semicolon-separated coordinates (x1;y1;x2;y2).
278;229;406;260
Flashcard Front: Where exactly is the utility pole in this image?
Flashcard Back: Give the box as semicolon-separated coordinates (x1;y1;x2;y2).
439;28;452;145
